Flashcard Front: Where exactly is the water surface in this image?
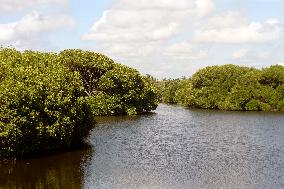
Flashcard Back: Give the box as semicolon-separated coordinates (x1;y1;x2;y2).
1;104;284;189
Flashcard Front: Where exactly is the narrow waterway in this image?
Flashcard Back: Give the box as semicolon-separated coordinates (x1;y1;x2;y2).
1;104;284;189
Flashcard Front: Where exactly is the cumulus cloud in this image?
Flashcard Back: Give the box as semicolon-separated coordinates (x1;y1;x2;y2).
82;0;215;77
232;48;271;66
82;0;217;42
82;0;216;43
196;0;215;17
113;0;195;10
0;11;74;49
82;0;284;78
194;12;283;43
82;10;189;42
164;42;207;59
232;48;249;59
0;0;68;13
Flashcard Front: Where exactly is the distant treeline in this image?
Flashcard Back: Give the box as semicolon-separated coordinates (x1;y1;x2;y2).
158;64;284;111
0;48;158;159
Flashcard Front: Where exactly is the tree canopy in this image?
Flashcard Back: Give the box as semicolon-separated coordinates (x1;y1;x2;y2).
0;48;159;159
160;64;284;112
58;49;159;116
0;48;94;159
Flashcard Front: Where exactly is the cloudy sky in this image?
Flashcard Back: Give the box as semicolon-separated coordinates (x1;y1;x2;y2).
1;0;284;78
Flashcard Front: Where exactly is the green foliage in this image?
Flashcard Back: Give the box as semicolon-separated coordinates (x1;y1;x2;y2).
58;49;115;96
228;70;261;110
85;93;122;116
0;48;159;159
0;48;94;159
159;64;284;112
260;102;271;111
277;100;284;111
260;65;284;88
159;79;182;104
245;99;261;111
59;50;158;115
174;79;194;106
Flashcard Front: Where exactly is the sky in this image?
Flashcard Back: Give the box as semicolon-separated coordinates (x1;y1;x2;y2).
1;0;284;78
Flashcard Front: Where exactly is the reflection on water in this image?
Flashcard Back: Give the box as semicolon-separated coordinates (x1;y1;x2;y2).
1;104;284;189
0;149;92;189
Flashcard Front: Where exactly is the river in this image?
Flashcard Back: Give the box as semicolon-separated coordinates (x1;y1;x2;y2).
1;104;284;189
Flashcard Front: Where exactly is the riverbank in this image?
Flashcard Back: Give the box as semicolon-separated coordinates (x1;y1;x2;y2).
158;64;284;112
2;104;284;188
0;48;158;160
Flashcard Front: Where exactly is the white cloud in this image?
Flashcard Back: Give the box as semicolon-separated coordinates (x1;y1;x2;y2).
164;42;207;59
0;0;68;13
82;0;214;78
165;42;194;55
232;48;248;59
114;0;195;10
82;10;189;42
194;12;283;43
196;0;215;17
231;48;272;66
82;0;284;78
198;11;247;29
0;11;74;49
82;0;214;43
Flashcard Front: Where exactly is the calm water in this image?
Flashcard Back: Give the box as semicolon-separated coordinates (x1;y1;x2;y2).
1;104;284;189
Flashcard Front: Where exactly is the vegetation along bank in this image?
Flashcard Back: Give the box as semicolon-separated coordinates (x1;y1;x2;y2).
159;64;284;112
2;48;284;160
0;48;159;159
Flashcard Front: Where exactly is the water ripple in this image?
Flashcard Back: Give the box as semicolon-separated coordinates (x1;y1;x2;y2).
84;104;284;189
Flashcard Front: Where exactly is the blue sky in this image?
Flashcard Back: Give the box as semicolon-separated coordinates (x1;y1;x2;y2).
1;0;284;78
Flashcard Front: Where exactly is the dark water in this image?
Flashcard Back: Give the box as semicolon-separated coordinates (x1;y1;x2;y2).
1;104;284;189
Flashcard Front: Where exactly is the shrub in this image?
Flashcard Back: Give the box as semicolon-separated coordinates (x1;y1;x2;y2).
159;64;284;112
0;48;94;159
277;100;284;111
0;48;159;159
245;100;261;111
59;50;159;115
260;103;271;111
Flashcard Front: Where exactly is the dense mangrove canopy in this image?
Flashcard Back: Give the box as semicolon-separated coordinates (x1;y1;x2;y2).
58;49;158;116
0;48;158;159
160;64;284;111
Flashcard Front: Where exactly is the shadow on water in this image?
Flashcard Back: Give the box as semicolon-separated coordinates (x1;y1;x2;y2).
94;111;157;124
0;148;93;189
1;104;284;189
